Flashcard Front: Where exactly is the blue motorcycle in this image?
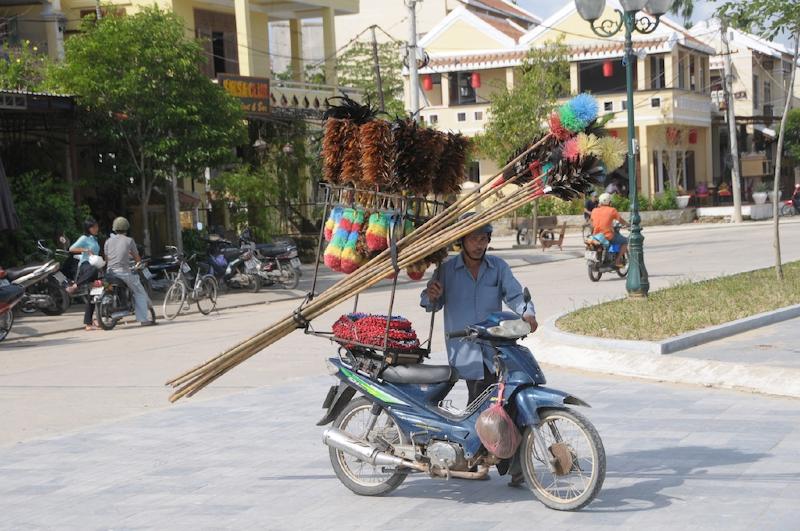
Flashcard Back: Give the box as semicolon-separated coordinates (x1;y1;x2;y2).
319;293;606;511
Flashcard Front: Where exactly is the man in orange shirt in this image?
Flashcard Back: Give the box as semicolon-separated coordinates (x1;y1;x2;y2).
590;193;630;267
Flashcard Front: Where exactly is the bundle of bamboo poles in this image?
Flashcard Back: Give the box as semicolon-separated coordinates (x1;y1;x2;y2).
166;137;552;402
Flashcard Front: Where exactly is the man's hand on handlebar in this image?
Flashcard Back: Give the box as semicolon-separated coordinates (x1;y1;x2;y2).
426;280;443;302
523;314;538;333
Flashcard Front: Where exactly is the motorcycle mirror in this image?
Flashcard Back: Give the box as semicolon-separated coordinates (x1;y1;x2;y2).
523;287;531;304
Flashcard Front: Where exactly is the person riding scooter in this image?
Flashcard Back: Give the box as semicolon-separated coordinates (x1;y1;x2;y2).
590;193;630;268
104;217;155;326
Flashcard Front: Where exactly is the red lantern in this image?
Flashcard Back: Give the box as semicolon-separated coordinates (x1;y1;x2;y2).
422;74;433;92
470;72;481;89
688;128;698;144
609;129;618;138
602;60;614;78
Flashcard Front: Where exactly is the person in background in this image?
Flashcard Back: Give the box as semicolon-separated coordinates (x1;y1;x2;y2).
584;191;598;222
590;193;630;268
67;218;102;331
104;216;155;326
792;184;800;214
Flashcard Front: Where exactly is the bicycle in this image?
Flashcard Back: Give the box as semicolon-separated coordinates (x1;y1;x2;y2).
161;246;218;320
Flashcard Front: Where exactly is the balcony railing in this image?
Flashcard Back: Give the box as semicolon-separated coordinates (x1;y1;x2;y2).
269;80;362;119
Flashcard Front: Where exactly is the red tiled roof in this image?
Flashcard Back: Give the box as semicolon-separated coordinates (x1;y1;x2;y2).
469;0;537;23
473;11;525;42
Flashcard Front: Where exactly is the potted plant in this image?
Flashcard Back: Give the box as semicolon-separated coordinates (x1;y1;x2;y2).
753;181;769;204
765;181;781;203
674;184;691;208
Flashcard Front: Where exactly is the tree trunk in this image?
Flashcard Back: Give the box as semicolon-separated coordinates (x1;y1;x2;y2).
140;174;151;255
721;19;743;223
171;165;184;254
771;32;799;281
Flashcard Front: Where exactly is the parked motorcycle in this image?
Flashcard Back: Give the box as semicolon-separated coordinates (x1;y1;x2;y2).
206;235;261;292
239;228;301;289
91;261;157;330
320;290;606;511
6;243;70;315
0;268;26;342
144;252;181;292
584;224;628;282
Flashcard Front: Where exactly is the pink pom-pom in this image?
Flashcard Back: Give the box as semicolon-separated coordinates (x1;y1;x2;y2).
563;137;581;162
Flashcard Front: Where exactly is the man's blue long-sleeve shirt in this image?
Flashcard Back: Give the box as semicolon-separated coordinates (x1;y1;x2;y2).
420;253;535;380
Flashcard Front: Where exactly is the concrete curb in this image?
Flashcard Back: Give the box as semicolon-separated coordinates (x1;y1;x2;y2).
521;334;800;399
543;304;800;354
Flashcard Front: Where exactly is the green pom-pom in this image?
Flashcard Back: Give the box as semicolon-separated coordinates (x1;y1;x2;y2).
559;104;587;133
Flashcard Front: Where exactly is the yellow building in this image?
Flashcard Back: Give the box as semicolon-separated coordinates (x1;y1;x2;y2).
412;1;716;198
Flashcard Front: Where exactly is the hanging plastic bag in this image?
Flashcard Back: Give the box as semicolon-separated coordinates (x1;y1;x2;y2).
475;383;521;459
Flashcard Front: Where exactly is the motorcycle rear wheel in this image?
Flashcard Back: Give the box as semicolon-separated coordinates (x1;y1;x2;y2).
616;252;629;278
587;265;602;282
280;265;300;290
0;311;13;342
96;296;118;330
40;277;70;316
329;397;407;496
520;407;606;511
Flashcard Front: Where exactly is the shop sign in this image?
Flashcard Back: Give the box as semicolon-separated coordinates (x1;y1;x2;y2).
218;74;270;115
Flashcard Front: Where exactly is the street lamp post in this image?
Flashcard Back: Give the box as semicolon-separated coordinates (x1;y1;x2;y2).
575;0;670;297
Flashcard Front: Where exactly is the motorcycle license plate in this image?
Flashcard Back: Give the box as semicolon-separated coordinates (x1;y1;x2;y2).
585;250;599;261
54;272;67;284
90;287;104;296
245;258;259;270
142;268;154;280
181;263;191;274
290;258;301;268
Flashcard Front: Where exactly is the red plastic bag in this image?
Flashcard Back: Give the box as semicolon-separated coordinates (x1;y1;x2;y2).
475;384;521;459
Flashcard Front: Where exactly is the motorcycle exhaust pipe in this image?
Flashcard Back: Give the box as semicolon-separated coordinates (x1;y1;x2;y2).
322;428;424;471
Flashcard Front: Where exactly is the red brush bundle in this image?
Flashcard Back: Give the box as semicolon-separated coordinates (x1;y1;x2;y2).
332;313;419;351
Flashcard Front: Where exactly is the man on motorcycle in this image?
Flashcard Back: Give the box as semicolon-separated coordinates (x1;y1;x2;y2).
590;193;630;268
420;212;537;404
104;217;155;326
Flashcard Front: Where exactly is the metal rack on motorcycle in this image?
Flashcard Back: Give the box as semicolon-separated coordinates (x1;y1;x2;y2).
298;182;452;376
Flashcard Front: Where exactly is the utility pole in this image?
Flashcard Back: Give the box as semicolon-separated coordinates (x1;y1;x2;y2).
721;18;743;223
370;26;385;113
171;165;184;254
406;0;420;120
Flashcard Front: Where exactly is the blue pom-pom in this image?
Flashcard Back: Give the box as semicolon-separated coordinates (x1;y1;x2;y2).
568;93;598;124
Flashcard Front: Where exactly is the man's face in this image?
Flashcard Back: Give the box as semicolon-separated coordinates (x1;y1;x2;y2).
463;230;490;260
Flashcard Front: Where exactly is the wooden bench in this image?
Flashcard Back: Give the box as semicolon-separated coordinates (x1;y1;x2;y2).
541;222;566;251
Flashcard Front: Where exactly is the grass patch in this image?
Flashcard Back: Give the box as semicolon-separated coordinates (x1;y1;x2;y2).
557;261;800;341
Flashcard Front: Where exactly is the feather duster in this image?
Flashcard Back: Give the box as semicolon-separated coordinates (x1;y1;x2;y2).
391;119;443;194
591;136;627;173
340;119;362;185
424;247;449;266
359;120;393;187
548;112;572;141
434;132;470;195
323;94;378;125
322;118;347;184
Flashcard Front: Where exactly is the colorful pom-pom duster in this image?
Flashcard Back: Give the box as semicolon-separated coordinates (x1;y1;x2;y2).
324;206;344;242
406;260;427;281
341;209;366;274
558;104;587;133
366;211;389;251
568;93;599;125
562;137;581;162
323;208;355;272
548;112;572;141
591;136;627;173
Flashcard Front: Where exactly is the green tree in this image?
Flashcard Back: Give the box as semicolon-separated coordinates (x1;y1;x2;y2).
669;0;694;29
475;41;570;165
720;0;800;281
48;7;247;253
785;108;800;160
0;39;52;91
336;39;406;117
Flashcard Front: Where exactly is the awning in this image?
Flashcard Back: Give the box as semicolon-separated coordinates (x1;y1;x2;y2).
754;124;776;139
179;190;201;209
0;156;21;232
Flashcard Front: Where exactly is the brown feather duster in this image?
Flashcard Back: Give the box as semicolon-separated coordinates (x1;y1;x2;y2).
392;120;445;195
322;118;347;184
340;119;362;185
434;132;470;194
359;120;393;187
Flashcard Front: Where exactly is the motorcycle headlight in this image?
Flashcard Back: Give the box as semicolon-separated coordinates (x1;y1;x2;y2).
487;319;531;338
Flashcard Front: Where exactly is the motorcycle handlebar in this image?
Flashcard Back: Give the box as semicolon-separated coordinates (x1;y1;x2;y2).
446;329;472;339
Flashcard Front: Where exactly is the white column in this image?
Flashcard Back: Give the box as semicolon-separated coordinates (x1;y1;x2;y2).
234;0;255;76
322;7;337;86
42;0;65;61
290;18;303;82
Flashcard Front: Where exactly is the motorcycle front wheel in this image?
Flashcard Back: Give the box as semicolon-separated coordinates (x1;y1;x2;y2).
329;397;407;497
587;264;602;282
0;310;13;342
520;407;606;511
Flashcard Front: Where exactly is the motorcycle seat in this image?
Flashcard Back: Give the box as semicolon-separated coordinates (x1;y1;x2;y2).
381;364;459;385
255;242;292;257
4;264;43;281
